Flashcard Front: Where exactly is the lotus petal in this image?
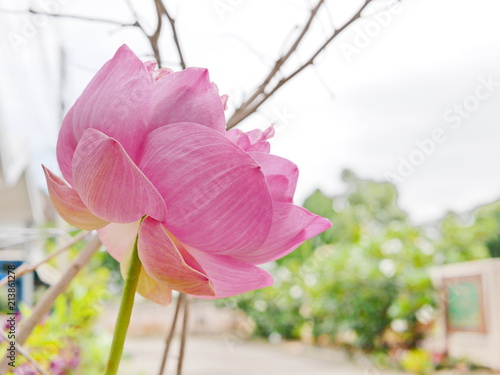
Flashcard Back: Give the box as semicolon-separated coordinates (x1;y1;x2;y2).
249;151;298;203
139;122;273;254
149;68;226;133
42;165;108;230
72;129;166;223
57;45;152;183
186;245;273;298
138;217;214;296
233;202;332;264
120;242;173;306
97;221;141;261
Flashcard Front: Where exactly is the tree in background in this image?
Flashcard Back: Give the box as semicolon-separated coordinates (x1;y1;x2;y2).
437;201;500;262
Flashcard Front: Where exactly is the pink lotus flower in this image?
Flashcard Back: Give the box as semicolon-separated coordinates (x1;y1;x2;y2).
43;45;331;305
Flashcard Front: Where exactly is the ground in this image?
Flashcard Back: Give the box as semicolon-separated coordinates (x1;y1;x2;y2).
120;335;407;375
103;302;498;375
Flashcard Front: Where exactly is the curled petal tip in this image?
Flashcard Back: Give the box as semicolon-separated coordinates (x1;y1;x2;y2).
221;94;229;110
263;125;275;140
153;68;173;80
144;60;157;72
42;165;108;230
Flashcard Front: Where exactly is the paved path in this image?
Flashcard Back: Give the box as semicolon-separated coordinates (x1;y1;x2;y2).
119;335;407;375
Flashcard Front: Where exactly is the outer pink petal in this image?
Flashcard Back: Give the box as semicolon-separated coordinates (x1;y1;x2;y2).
245;127;274;152
42;165;108;230
97;221;141;261
247;142;270;153
72;129;166;223
138;217;215;296
56;108;78;184
148;68;226;134
185;246;273;298
248;152;298;203
225;129;250;149
226;127;274;153
139;122;273;254
120;243;173;306
57;45;152;183
136;270;173;306
233;202;332;264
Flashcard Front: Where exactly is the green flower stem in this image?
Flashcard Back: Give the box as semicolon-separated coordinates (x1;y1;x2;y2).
105;235;141;375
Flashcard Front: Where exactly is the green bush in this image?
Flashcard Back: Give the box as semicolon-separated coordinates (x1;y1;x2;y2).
437;202;500;263
224;171;436;351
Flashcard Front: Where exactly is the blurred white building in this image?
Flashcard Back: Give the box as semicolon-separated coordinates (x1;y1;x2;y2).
0;7;66;305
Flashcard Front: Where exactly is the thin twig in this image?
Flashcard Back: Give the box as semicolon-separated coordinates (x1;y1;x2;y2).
227;0;325;128
0;231;89;288
159;1;187;69
176;294;189;375
124;0;163;67
226;0;374;129
149;0;164;67
0;227;73;249
2;1;187;70
0;236;101;372
157;294;184;375
233;0;325;117
0;330;50;375
0;7;139;27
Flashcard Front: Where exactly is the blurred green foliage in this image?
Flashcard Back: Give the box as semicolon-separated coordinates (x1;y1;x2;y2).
222;170;500;354
437;201;500;261
1;236;112;374
400;349;433;375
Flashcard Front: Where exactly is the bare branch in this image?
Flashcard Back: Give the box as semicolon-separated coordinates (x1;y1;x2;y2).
157;294;184;375
0;330;50;375
227;0;374;129
228;0;325;127
0;227;73;250
124;0;163;66
0;7;139;27
0;236;101;372
176;294;189;375
2;1;186;70
149;0;164;67
124;0;186;69
0;231;90;288
159;1;187;69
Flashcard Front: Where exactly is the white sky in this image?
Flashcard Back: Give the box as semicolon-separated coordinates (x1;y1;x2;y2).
1;0;500;224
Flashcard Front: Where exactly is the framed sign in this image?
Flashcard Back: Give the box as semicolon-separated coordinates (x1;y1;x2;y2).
443;275;487;333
